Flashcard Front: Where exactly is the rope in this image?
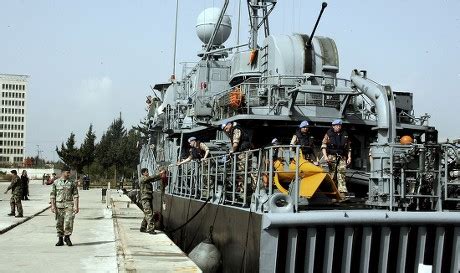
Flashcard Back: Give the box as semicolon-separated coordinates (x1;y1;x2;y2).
166;196;212;234
239;206;253;273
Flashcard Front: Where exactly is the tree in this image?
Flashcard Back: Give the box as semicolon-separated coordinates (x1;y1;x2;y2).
124;129;142;171
56;132;83;173
95;115;127;181
95;132;112;178
80;124;97;173
132;118;150;143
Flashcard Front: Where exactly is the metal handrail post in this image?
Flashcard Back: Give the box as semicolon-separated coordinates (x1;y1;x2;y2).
294;146;299;212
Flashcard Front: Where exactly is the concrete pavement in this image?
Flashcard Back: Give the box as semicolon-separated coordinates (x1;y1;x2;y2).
0;180;201;272
0;180;51;233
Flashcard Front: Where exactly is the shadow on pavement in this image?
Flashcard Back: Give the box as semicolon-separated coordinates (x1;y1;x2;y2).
72;240;115;247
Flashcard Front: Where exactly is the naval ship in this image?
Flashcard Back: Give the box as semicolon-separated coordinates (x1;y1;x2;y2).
140;1;460;272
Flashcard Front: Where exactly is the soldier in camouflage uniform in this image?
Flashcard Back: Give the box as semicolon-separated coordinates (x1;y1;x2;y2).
4;170;23;217
139;167;165;234
321;119;352;195
50;166;79;246
222;122;254;191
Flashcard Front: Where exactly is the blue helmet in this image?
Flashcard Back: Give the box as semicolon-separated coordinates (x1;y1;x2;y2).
299;120;309;128
221;121;231;129
188;136;196;143
332;119;343;125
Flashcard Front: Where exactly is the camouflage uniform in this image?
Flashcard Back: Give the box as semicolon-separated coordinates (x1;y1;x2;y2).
321;128;351;193
50;178;79;236
228;126;255;191
139;173;162;232
7;174;23;216
327;155;348;192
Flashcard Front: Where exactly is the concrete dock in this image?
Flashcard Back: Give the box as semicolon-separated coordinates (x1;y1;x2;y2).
0;180;201;273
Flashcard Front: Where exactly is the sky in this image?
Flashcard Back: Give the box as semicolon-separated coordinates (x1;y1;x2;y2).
1;0;459;161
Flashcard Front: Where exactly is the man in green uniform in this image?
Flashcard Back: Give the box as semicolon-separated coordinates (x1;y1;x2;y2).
50;166;79;246
4;170;23;217
139;167;165;234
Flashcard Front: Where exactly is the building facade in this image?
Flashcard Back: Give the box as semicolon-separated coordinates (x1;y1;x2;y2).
0;74;28;165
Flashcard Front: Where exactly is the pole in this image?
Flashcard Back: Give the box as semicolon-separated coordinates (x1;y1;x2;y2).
236;0;242;51
172;0;179;80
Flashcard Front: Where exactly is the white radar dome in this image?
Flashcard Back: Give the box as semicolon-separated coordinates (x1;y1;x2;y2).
196;7;232;46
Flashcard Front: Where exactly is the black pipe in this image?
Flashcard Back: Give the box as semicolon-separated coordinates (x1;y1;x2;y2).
307;2;328;48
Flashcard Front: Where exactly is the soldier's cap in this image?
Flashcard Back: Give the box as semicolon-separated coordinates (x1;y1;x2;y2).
10;170;17;175
188;136;196;143
299;120;309;128
271;138;280;144
221;121;231;129
332;119;343;125
61;165;71;172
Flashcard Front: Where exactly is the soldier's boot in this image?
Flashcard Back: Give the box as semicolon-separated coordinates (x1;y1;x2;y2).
15;214;23;218
7;212;15;216
64;235;73;246
140;227;146;233
147;229;157;235
55;237;64;246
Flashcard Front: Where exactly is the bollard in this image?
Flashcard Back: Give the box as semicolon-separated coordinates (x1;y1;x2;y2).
101;188;107;203
106;182;111;208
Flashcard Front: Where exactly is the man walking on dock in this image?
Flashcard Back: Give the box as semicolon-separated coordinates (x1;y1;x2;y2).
50;165;79;246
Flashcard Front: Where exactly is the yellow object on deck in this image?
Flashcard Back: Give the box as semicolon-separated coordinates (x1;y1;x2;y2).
272;152;341;200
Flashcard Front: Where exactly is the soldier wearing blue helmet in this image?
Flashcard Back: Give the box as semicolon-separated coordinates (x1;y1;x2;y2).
176;136;210;166
221;121;254;193
321;119;352;195
290;120;317;162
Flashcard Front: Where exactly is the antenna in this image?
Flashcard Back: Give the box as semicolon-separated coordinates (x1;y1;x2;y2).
172;0;179;80
203;0;230;56
236;0;242;51
306;2;328;48
248;0;277;50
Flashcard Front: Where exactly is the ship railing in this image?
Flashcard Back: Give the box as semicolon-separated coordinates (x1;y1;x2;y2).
140;144;157;175
259;74;352;88
164;103;196;130
397;111;431;126
381;143;460;210
166;145;308;210
260;211;460;273
213;75;355;120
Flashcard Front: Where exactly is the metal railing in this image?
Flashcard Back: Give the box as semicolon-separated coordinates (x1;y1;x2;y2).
164;145;331;211
213;75;353;120
260;211;460;273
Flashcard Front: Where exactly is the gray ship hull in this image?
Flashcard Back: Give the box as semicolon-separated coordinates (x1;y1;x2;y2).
153;192;262;273
153;192;460;273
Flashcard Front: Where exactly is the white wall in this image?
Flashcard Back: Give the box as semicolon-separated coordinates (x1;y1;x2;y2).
0;168;59;180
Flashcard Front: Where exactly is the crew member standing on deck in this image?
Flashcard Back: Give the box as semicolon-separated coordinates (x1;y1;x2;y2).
290;120;317;163
176;137;210;166
321;119;352;195
139;168;165;234
5;170;23;217
50;165;79;246
222;121;254;191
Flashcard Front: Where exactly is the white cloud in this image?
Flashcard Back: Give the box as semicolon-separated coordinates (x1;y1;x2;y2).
76;76;113;104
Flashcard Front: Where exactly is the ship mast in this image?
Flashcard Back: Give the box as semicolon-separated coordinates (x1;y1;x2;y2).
248;0;277;50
